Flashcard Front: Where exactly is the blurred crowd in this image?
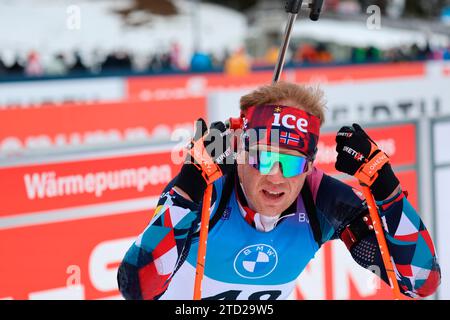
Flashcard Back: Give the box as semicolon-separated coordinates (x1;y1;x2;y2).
1;41;450;79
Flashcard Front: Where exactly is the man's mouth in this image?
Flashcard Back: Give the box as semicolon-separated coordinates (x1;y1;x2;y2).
261;189;285;201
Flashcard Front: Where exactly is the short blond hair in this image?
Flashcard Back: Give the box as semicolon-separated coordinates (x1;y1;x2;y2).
240;82;326;125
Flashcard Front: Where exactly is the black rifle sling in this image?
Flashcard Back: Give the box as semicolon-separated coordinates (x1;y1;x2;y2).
301;181;323;248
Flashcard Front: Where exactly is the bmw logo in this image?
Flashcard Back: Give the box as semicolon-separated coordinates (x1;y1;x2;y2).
233;244;278;279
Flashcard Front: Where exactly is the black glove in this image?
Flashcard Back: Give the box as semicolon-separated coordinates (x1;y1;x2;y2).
174;118;236;203
335;123;399;201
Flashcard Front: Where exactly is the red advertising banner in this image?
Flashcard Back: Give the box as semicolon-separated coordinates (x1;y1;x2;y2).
127;63;426;102
315;123;417;175
0;98;205;155
0;150;180;217
0;210;149;300
294;62;425;84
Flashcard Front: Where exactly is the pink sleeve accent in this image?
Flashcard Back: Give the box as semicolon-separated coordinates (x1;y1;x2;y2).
306;167;324;203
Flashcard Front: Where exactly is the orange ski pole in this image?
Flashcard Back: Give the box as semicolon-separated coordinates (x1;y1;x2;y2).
360;185;403;300
193;184;214;300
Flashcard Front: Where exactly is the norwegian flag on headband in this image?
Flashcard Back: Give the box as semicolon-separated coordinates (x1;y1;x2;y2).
242;105;321;159
280;131;300;146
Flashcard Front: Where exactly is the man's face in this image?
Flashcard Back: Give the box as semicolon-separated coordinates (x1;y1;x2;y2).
237;145;312;217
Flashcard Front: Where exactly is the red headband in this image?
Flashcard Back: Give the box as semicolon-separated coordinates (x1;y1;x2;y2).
241;105;321;159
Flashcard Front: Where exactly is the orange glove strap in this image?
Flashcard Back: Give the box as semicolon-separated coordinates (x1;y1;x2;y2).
188;138;223;184
354;151;390;187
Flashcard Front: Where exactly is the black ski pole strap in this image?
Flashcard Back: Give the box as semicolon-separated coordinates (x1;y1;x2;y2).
301;181;323;248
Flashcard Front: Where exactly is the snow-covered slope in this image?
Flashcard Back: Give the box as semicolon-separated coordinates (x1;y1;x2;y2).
0;0;247;63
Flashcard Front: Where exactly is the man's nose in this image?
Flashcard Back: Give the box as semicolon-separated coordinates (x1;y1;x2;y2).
266;162;285;183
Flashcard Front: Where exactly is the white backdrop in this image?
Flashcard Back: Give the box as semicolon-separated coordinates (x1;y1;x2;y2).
433;119;450;299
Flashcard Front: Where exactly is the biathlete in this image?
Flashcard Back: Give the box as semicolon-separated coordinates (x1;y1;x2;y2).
118;82;441;300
